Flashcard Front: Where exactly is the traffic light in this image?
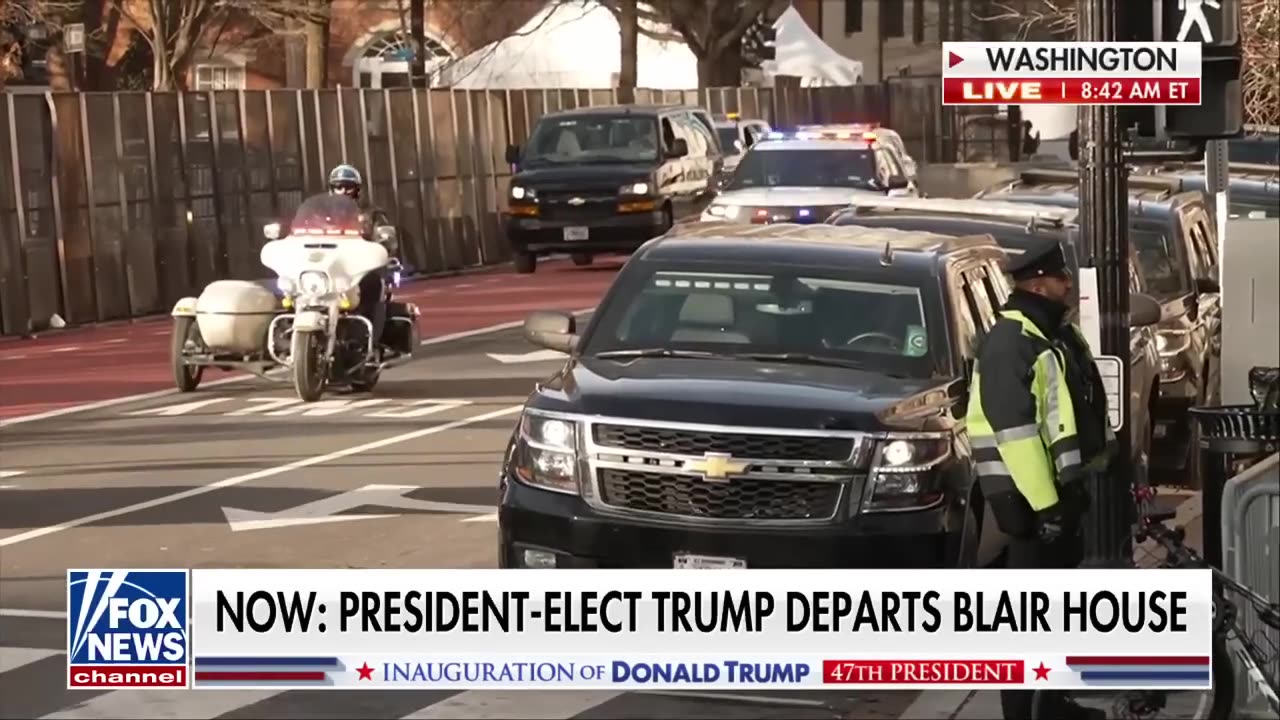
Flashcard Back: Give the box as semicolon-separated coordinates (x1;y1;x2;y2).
1162;0;1243;138
758;26;777;61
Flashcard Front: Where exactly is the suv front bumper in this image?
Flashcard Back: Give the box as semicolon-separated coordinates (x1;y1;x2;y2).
498;474;960;569
505;210;667;255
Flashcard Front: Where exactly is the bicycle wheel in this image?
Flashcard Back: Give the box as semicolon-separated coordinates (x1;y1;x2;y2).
1028;634;1234;719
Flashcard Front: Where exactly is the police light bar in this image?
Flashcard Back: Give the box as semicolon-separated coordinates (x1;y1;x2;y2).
725;112;740;120
765;130;875;142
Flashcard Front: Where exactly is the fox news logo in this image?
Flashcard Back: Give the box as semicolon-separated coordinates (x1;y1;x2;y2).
67;570;189;689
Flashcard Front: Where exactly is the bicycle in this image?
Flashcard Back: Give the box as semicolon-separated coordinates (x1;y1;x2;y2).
1030;486;1280;720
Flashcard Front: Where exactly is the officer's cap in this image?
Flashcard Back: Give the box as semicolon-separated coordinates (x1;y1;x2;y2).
1005;238;1070;282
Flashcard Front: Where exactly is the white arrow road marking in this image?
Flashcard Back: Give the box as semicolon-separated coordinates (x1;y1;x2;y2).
461;513;498;523
221;483;495;532
225;397;301;416
126;397;233;416
486;349;566;364
265;398;391;416
0;647;61;674
364;399;471;419
0;470;25;479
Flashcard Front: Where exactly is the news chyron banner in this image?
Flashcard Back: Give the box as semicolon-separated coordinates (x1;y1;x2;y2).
942;42;1203;106
68;568;1211;692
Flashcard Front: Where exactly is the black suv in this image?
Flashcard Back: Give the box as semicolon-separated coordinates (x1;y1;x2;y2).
976;169;1222;484
498;222;1026;570
1130;162;1280;219
828;197;1166;486
503;105;722;274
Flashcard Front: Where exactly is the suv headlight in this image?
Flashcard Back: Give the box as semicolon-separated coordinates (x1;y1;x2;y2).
620;181;649;196
513;410;580;495
1155;330;1191;358
511;186;536;200
298;271;331;296
705;204;740;220
863;435;951;512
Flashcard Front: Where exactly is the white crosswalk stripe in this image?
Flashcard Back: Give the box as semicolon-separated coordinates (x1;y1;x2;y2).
41;689;285;719
0;647;60;674
400;690;625;719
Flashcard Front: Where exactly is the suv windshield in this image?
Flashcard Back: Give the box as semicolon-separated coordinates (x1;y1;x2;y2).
1131;229;1187;298
727;148;878;190
585;266;941;379
291;194;363;233
523;114;659;165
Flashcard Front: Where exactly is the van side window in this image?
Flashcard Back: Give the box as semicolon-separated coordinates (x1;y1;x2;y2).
1190;214;1217;274
962;268;997;329
661;118;676;150
683;115;715;158
979;262;1009;309
952;284;981;356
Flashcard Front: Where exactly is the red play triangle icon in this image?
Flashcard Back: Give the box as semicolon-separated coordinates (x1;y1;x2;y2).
948;51;963;68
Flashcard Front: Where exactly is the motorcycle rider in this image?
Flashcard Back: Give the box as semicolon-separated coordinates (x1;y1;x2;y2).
327;164;396;356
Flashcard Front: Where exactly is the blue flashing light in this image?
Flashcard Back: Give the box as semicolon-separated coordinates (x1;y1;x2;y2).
798;208;811;217
765;131;787;140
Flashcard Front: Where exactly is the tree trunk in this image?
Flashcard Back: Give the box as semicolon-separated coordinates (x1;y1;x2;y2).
696;51;742;89
616;0;638;103
305;0;328;88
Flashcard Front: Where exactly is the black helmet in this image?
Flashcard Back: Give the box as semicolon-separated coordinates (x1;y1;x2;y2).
328;164;362;198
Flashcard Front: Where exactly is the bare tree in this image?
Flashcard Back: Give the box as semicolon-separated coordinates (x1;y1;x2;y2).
108;0;329;90
617;0;638;101
981;0;1279;128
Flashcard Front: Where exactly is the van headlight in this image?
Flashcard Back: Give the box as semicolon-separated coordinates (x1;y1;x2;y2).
298;271;331;296
863;435;951;512
1155;330;1191;358
511;186;536;200
620;181;650;196
513;410;580;495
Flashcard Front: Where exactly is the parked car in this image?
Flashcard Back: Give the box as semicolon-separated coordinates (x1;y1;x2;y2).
828;196;1165;486
798;124;920;183
1130;162;1280;219
975;169;1222;486
700;129;917;225
502;104;722;274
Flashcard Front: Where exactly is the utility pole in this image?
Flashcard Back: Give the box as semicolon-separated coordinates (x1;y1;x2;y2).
409;0;427;87
1078;0;1133;568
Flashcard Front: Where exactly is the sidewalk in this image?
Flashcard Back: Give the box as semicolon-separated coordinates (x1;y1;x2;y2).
906;490;1205;720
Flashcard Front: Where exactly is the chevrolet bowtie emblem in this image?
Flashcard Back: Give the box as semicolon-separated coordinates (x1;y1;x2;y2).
685;452;748;482
567;197;586;206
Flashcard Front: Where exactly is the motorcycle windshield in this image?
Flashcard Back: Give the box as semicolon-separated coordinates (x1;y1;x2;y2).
290;194;363;236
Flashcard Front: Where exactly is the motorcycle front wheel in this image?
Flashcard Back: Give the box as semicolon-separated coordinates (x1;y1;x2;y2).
291;329;326;402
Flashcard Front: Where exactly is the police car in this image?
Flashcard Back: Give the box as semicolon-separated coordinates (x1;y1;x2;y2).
798;124;919;182
700;128;918;225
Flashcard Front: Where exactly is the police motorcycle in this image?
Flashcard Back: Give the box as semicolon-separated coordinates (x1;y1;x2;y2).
168;194;419;401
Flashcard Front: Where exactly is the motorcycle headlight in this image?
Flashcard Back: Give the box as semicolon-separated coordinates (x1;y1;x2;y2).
863;435;951;512
277;278;294;293
298;271;331;296
620;181;649;196
513;411;580;495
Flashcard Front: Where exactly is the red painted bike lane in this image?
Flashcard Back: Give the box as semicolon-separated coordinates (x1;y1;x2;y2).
0;259;618;422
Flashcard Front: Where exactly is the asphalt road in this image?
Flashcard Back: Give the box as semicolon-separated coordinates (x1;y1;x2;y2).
0;253;1185;720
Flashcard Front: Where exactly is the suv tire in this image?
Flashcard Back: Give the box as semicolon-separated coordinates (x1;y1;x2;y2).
513;251;536;274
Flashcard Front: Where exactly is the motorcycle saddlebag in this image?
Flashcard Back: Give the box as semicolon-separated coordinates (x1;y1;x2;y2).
195;280;279;353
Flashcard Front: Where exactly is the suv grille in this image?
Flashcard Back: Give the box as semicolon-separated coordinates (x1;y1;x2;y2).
593;424;854;461
598;468;843;521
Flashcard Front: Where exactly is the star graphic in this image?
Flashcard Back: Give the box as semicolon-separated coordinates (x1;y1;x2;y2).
1034;662;1051;681
356;662;374;681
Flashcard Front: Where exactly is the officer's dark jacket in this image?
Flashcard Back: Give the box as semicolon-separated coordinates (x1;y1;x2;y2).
965;290;1113;526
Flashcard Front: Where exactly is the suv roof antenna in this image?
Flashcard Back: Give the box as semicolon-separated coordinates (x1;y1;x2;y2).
880;241;894;266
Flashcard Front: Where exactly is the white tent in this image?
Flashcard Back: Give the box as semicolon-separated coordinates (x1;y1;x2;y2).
435;1;864;90
434;1;698;90
762;7;863;86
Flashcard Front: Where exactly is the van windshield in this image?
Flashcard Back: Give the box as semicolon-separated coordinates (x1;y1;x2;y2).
523;114;659;165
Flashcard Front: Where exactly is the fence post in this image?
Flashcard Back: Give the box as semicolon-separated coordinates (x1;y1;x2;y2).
76;93;104;320
142;93;171;304
421;88;446;272
407;89;433;273
44;93;72;325
294;90;312;192
381;90;401;224
312;91;327;181
110;93;135;317
356;89;374;205
205;91;230;279
336;88;349;165
263;90;280;220
5;92;33;332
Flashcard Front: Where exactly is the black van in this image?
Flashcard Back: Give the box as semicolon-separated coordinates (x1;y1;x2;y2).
503;105;722;273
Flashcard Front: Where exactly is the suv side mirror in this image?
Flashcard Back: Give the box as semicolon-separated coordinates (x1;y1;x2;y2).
667;138;689;159
374;225;399;253
523;310;578;353
1130;293;1163;327
1194;276;1221;294
733;139;745;153
505;144;521;165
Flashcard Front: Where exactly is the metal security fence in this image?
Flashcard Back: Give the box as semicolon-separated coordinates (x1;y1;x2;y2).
1221;452;1280;713
0;82;941;337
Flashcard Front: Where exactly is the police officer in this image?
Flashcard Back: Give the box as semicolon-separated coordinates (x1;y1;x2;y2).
966;238;1113;720
327;164;397;359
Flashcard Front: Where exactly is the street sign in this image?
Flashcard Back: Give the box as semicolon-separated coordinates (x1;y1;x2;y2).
1095;356;1125;431
220;483;493;532
62;23;85;54
1164;0;1238;47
